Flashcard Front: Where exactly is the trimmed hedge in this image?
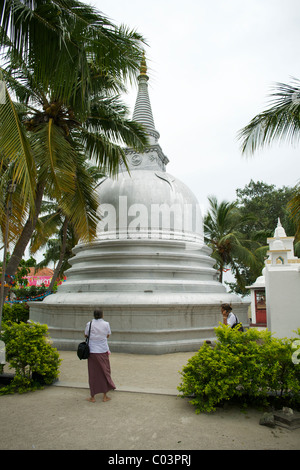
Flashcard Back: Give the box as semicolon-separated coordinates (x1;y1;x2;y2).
2;303;29;324
0;321;61;395
178;325;300;413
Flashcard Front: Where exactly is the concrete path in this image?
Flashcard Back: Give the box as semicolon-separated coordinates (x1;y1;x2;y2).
0;350;299;452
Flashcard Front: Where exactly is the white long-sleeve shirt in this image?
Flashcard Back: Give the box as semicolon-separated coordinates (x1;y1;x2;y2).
227;312;239;327
85;319;111;353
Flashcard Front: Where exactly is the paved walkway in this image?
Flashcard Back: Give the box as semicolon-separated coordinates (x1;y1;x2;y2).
0;350;299;452
56;350;193;396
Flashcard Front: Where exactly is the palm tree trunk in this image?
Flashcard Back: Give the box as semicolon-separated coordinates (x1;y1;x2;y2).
219;263;224;284
5;181;45;280
47;216;69;292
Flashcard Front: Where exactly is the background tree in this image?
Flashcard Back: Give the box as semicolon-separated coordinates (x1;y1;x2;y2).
288;186;300;241
235;180;296;244
222;180;298;295
204;195;259;294
15;257;37;287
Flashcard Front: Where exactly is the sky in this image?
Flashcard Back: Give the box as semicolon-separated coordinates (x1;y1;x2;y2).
90;0;300;216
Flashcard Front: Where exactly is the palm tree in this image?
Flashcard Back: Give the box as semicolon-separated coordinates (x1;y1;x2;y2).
204;196;260;291
1;0;146;103
0;1;148;285
0;0;146;208
238;78;300;236
32;214;78;293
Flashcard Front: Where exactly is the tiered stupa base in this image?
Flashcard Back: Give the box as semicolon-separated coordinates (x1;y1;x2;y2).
30;294;248;354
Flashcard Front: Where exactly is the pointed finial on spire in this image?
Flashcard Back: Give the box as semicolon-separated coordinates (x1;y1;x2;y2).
139;52;148;77
274;217;286;238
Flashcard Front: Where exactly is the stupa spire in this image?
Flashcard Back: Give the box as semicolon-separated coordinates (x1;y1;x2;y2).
274;217;287;238
123;53;169;171
132;53;160;144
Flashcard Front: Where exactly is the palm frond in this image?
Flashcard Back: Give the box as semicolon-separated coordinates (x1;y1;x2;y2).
79;127;127;176
31;120;77;195
84;99;149;151
238;78;300;154
0;163;29;241
30;208;63;253
0;80;36;206
1;1;146;105
58;156;100;241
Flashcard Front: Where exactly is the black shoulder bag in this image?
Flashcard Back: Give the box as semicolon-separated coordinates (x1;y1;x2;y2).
232;314;244;332
77;321;92;360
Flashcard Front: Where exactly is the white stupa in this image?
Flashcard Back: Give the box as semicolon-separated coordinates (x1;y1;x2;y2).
30;57;248;353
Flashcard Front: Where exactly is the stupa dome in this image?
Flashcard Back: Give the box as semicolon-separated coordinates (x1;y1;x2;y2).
97;169;203;243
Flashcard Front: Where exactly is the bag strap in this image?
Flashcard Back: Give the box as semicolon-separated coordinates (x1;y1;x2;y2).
86;320;92;344
233;314;243;327
231;314;238;328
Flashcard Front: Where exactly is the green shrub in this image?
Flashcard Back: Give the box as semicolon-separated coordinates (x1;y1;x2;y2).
178;325;300;413
2;303;29;324
0;321;61;395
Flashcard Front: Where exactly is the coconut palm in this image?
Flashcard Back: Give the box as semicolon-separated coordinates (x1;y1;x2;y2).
0;0;148;285
238;78;300;235
204;196;261;290
0;0;146;206
0;0;146;104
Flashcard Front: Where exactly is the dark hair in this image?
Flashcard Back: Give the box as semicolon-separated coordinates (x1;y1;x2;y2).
221;303;232;312
94;309;103;319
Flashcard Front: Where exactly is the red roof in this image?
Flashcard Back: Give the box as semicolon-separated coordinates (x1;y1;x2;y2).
27;267;54;277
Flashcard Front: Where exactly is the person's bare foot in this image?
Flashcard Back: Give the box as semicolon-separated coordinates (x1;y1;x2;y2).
86;397;96;403
103;394;111;402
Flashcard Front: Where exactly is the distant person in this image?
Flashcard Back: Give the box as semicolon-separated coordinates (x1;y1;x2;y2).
221;303;244;331
85;309;116;403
